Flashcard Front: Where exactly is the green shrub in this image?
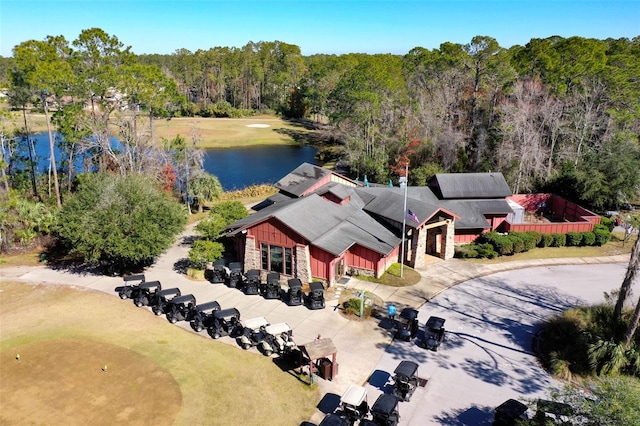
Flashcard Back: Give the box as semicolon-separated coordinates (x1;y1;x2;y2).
527;231;543;247
594;229;612;246
539;233;554;247
455;244;478;258
481;232;514;255
551;233;566;247
189;240;224;269
567;232;583;246
476;243;498;259
511;233;526;254
600;216;615;232
594;223;610;233
582;231;596;246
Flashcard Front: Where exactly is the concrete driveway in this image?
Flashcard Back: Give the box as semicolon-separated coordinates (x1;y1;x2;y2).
363;263;628;425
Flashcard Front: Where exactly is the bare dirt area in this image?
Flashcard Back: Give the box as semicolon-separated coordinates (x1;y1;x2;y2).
0;281;318;426
1;338;181;425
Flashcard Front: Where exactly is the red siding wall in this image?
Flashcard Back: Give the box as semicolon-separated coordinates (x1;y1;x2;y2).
310;245;333;280
455;230;484;244
248;218;306;248
346;244;378;272
300;175;333;196
503;222;596;233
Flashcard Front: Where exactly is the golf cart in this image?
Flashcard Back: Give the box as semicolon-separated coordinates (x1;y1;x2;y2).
287;278;303;306
190;301;221;332
151;287;182;316
227;262;245;288
319;413;350;426
339;385;369;424
306;281;326;310
395;307;419;341
208;308;242;339
210;259;228;284
239;316;270;350
264;272;281;299
118;274;145;299
392;360;419;402
132;280;162;307
165;294;197;324
493;399;529;425
245;269;261;295
370;394;400;426
262;322;296;356
421;316;446;351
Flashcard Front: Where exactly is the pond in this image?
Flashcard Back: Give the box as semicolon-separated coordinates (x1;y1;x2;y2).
18;133;318;191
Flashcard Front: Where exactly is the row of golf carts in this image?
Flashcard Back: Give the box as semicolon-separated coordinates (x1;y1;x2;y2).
393;307;446;351
117;274;297;357
210;260;326;309
317;360;424;426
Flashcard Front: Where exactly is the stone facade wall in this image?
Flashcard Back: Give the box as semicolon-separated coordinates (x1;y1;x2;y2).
442;220;455;260
243;236;259;271
295;245;312;283
412;227;427;268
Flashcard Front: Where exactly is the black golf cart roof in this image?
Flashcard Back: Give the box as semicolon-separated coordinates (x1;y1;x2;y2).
371;393;399;414
214;307;240;319
246;269;260;278
309;282;324;292
399;307;418;320
229;262;242;271
158;287;181;297
139;280;161;289
170;294;196;305
288;278;302;289
319;413;350;426
426;316;446;330
495;398;528;417
196;301;220;312
267;272;280;281
213;259;225;267
394;360;418;378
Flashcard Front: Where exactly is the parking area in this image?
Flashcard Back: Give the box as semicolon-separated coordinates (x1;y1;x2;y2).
364;264;627;425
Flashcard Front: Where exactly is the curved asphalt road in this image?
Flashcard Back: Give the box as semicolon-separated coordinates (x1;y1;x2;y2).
365;263;629;425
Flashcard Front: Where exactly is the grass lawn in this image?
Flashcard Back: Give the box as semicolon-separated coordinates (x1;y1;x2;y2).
0;281;319;426
5;112;316;149
356;263;422;287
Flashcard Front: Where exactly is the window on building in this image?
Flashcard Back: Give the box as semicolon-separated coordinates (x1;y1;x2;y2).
270;245;283;272
285;248;292;275
261;243;268;270
260;243;293;274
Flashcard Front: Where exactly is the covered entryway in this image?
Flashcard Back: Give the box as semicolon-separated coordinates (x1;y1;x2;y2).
408;217;455;269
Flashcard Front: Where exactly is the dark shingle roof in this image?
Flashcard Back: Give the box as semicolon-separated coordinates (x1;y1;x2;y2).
357;187;455;228
432;173;512;199
227;193;398;255
274;162;330;197
444;199;513;229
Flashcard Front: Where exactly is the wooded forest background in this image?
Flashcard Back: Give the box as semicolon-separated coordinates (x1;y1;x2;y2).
1;29;639;212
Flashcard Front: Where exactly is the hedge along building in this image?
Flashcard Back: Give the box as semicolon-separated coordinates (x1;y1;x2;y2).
227;163;466;286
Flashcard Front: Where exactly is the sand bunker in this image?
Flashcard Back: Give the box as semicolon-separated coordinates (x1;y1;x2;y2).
246;123;271;128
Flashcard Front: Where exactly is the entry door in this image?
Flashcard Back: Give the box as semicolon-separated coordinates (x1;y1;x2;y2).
335;258;345;279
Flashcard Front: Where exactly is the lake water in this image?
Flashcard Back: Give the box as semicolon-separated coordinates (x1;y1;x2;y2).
17;133;318;191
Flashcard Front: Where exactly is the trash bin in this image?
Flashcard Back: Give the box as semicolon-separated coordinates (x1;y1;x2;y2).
321;360;332;380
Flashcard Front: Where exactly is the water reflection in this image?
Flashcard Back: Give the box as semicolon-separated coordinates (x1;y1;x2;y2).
16;133;318;191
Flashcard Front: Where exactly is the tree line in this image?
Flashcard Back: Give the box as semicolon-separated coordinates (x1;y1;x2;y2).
1;30;639;212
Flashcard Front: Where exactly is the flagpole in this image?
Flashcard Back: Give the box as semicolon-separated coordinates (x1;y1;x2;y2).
399;163;408;278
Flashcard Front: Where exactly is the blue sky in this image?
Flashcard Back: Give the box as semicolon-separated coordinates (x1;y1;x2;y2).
1;1;638;57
